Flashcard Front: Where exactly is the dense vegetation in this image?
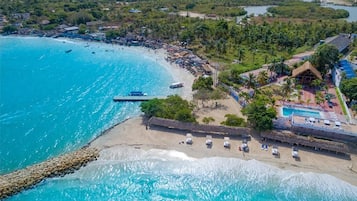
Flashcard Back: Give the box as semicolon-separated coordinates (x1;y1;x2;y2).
242;95;277;131
310;44;340;76
267;2;349;19
140;95;196;122
340;78;357;105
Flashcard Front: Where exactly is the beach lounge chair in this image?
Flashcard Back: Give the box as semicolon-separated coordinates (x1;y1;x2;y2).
186;133;193;145
223;137;230;149
292;147;299;158
272;145;279;156
205;135;212;147
242;139;249;152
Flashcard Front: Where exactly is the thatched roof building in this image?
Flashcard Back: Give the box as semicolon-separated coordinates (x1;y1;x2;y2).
292;61;322;84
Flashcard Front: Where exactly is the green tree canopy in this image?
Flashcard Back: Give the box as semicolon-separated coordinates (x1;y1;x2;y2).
192;76;213;91
140;95;196;122
220;114;246;127
310;44;340;76
340;78;357;104
2;25;17;34
242;97;277;131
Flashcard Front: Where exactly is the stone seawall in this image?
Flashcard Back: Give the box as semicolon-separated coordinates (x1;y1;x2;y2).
0;147;100;199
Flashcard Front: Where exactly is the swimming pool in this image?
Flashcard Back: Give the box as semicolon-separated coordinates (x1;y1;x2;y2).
281;107;322;118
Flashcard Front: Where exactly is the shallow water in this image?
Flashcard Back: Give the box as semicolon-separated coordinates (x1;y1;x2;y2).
6;148;357;201
1;37;356;201
0;36;178;174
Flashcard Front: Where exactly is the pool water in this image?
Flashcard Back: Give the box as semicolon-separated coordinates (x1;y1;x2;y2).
282;107;322;118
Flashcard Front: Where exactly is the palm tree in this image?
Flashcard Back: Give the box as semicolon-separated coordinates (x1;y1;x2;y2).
237;47;245;62
311;79;322;90
245;73;257;89
276;57;287;75
294;84;303;102
239;91;252;103
281;78;294;100
257;70;269;86
315;91;324;106
268;61;276;80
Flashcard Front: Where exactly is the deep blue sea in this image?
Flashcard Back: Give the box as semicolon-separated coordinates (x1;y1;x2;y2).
1;37;357;201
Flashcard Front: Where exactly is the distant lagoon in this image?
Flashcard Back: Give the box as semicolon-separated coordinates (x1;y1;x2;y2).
244;4;357;22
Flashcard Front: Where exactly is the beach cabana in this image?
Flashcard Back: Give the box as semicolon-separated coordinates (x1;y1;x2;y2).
242;139;249;152
309;117;316;123
324;120;331;125
335;121;341;127
186;133;193;144
205;135;212;147
272;145;279;156
292;61;322;84
292;147;299;159
223;137;230;149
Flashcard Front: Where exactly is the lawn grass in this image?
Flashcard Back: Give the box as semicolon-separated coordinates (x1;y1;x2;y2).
335;87;348;116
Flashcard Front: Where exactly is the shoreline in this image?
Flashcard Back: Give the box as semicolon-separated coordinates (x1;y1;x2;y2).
2;35;356;196
89;114;357;187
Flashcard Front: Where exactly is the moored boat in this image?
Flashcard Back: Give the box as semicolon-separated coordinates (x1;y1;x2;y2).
128;91;147;96
169;82;183;89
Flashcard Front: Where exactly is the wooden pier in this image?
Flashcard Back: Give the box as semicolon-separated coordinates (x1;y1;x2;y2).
113;96;166;102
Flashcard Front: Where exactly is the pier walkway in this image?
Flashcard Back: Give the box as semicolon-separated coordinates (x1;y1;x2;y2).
113;96;166;102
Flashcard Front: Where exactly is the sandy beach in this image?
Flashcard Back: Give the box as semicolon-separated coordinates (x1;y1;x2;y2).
87;41;356;187
90;96;357;186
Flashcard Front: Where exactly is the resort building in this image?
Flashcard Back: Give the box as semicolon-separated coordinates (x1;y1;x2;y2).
332;60;357;87
291;61;322;84
323;34;352;54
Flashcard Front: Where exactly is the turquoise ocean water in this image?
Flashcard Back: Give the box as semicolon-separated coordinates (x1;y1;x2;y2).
1;37;357;200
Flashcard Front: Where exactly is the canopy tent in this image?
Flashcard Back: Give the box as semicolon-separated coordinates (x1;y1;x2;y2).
324;120;331;125
309;117;316;123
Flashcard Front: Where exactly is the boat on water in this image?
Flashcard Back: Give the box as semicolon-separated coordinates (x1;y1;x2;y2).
128;91;147;96
65;49;72;53
169;82;184;89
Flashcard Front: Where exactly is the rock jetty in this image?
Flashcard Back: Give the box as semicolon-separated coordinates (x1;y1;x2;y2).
0;147;99;199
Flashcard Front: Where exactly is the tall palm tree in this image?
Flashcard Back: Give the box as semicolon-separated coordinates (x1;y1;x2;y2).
239;91;251;103
281;78;294;100
315;91;325;106
311;79;322;90
257;70;269;86
237;47;245;62
245;73;257;89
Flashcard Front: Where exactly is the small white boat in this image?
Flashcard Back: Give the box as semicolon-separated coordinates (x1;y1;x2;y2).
128;91;147;96
169;82;184;89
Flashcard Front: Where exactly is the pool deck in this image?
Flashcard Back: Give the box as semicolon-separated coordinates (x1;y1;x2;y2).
290;115;357;136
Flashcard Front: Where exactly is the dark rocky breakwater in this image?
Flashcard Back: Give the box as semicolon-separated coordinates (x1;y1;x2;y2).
0;147;100;199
